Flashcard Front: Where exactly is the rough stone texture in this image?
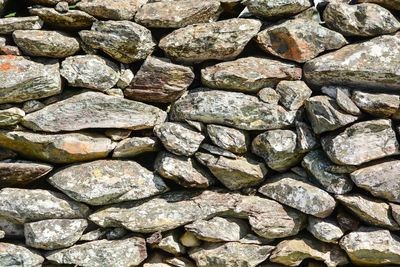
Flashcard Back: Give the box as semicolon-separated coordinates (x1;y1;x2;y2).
113;137;160;158
307;217;344;243
0;56;61;104
0;16;43;34
22;91;167;132
117;64;134;89
352;90;400;117
258;87;280;104
24;219;88;250
0;242;44;267
0;216;24;238
104;129;131;141
0;107;24;126
335;88;361;116
77;0;147;20
22;100;45;113
296;121;319;153
206;124;248;154
201;57;302;92
244;0;311;18
151;231;186;255
276;80;312;110
159;18;261;63
79;20;156;64
321;119;400;165
0;160;52;187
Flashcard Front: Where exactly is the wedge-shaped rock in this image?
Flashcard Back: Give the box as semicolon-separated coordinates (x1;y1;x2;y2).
0;160;52;187
321;119;399;165
22;91;167;132
0;130;114;164
171;89;295;131
304;33;400;90
0;188;89;224
244;0;311;18
45;236;147;267
151;230;186;255
336;87;361;116
256;19;347;63
79;20;155;64
25;219;88;250
259;173;337;218
0;16;43;34
113;137;160;158
0;107;24;126
0;242;44;267
276;80;312;110
159;18;261;62
126;56;195;103
77;0;147;20
307;217;344;244
29;8;96;30
0;56;61;104
207;124;248;154
135;1;222;28
352;90;400;117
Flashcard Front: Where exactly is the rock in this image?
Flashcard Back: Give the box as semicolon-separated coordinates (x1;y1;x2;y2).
327;165;357;174
195;152;267;190
135;1;222;28
171;89;295;131
106;227;127;240
391;203;400;226
0;56;61;104
117;64;134;89
22;100;45;113
307;217;344;243
301;150;353;194
256;19;347;63
335;88;361;116
321;119;400;165
359;0;400;10
55;1;69;12
259;172;337;218
0;107;24;126
340;227;400;265
200;143;237;159
45;236;147;267
352;90;400;117
295;121;319;152
304;33;400;90
166;257;196;267
155;151;214;188
323;3;400;37
0;242;44;267
180;232;201;248
29;0;79;4
0;230;3;239
159;18;261;63
201;57;302;92
185;217;249;242
60;55;120;91
244;0;311;18
270;235;349;267
321;85;351;99
0;130;115;164
152;231;186;255
0;216;24;238
258;87;280;104
189;242;274;267
22;91;167;132
0;160;52;187
276;81;312;110
12;30;79;58
104;129;131;141
0;188;89;224
125;56;195;103
79;20;155;64
0;16;43;34
77;0;147;20
0;45;22;55
24;219;87;250
305;95;359;134
79;228;106;242
206;124;248;154
113;137;159;158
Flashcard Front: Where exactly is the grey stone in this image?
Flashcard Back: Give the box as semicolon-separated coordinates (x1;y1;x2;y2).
276;81;312;110
0;242;44;267
0;16;43;34
152;231;186;255
0;216;24;238
295;121;319;153
106;227;127;240
200;143;237;159
55;1;69;12
0;107;24;126
77;0;147;20
113;137;160;158
322;85;351;99
352;90;400;117
117;64;134;89
79;228;106;242
0;160;52;187
207;124;248;154
335;88;361;116
307;217;344;243
244;0;311;18
258;87;280;104
22;100;45;113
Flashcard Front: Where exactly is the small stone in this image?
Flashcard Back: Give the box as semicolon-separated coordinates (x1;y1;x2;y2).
113;137;160;158
295;121;319;153
244;0;311;18
152;231;186;255
55;2;69;13
0;16;43;34
0;107;24;126
206;124;248;154
79;228;106;241
321;85;350;99
290;166;308;177
391;203;400;226
352;90;400;117
0;36;6;47
335;87;361;116
276;80;312;110
200;143;237;159
104;129;131;141
0;230;4;239
104;88;124;97
165;257;196;267
0;45;21;55
117;64;134;89
307;217;344;243
258;87;280;104
327;165;357;174
0;160;52;187
180;232;201;248
0;242;44;267
185;120;205;132
77;0;147;20
22;100;45;113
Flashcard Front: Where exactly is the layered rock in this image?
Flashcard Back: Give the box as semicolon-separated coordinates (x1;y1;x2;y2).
0;16;43;34
77;0;147;20
0;160;52;187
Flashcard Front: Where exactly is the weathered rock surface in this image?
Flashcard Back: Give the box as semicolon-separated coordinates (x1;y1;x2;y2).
77;0;147;20
0;242;44;267
244;0;311;18
352;90;400;117
0;16;43;34
0;160;52;187
159;18;261;62
335;87;361;116
258;87;280;104
22;91;167;132
0;107;24;126
295;121;319;153
206;124;248;154
151;230;186;255
307;217;344;243
113;137;160;158
276;81;312;110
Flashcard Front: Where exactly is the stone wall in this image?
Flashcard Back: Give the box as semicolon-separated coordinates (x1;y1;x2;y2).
0;0;400;266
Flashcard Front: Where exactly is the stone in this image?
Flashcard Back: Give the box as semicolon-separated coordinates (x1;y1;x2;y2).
104;129;131;141
104;88;124;97
152;231;186;255
0;242;44;267
244;0;311;18
352;90;400;117
55;1;69;12
0;160;52;187
48;159;168;205
195;152;267;190
155;151;214;188
166;257;196;267
0;45;21;55
295;121;319;153
0;16;43;34
391;203;400;226
201;57;302;92
24;219;87;250
125;56;195;103
77;0;147;20
159;18;261;63
335;88;361;116
321;85;351;99
256;19;347;63
336;208;360;232
276;80;312;110
79;228;106;242
304;33;400;90
307;217;344;243
258;87;280;104
0;188;89;224
45;236;147;267
0;107;24;126
113;137;159;158
117;64;134;89
359;0;400;10
79;20;155;64
301;150;353;194
0;216;24;238
323;3;400;37
259;172;337;218
0;56;61;104
12;30;79;58
305;95;359;134
171;89;295;131
22;91;167;132
60;55;120;91
321;119;400;165
0;130;115;164
0;231;3;239
22;100;45;113
327;165;357;174
200;143;237;159
180;232;201;248
340;227;400;265
206;124;248;154
135;1;222;28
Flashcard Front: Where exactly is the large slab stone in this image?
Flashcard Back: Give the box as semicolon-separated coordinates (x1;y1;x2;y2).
0;160;52;187
352;89;400;117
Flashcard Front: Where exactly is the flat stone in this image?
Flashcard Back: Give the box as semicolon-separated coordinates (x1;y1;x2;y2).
125;56;195;103
200;143;238;159
259;172;337;218
307;217;344;244
359;0;400;10
0;16;43;34
79;228;106;242
321;119;400;165
77;0;147;20
22;91;167;132
206;124;248;154
22;100;45;113
0;188;89;224
244;0;311;18
335;88;361;116
258;87;280;104
24;219;87;250
256;19;347;63
60;55;120;91
323;3;400;37
352;90;400;117
55;1;69;12
276;80;312;110
113;137;160;158
0;56;61;104
0;242;44;267
104;129;131;141
79;20;155;64
0;107;24;126
0;130;115;164
0;160;52;187
152;231;186;255
171;89;295;131
201;57;302;92
159;18;261;63
135;1;222;28
45;236;147;267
